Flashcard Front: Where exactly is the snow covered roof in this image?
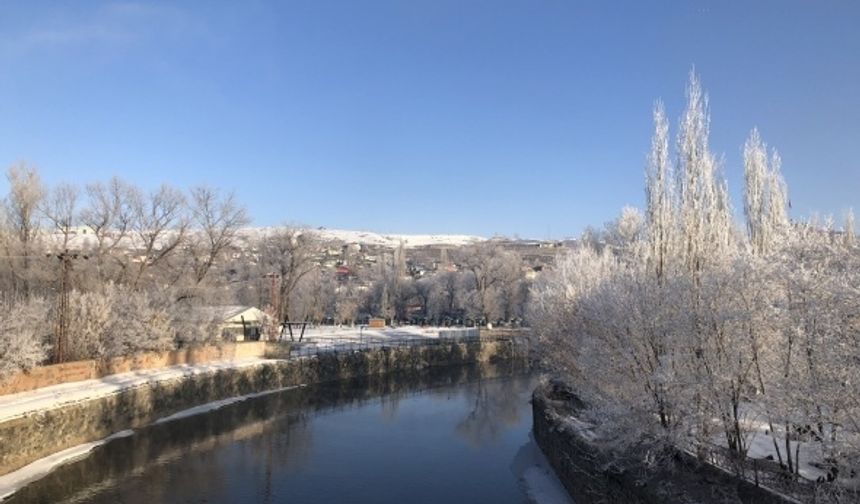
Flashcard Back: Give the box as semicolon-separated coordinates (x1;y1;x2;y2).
191;306;264;323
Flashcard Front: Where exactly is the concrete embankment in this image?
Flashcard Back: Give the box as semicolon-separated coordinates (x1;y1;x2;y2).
0;337;525;478
532;380;794;504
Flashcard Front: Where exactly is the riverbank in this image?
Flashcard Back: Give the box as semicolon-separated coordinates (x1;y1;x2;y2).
0;336;527;497
532;380;796;504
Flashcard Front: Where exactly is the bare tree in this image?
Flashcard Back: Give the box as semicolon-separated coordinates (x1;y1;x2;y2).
186;186;249;286
334;283;360;325
79;177;137;284
258;228;318;325
128;184;188;289
41;183;80;251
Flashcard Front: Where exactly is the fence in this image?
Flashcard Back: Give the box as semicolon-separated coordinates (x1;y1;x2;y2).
288;333;499;358
703;441;821;502
439;328;480;339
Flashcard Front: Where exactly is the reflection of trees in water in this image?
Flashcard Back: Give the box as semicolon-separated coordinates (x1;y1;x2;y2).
8;391;314;504
455;375;533;448
244;413;313;504
8;361;531;503
380;390;403;422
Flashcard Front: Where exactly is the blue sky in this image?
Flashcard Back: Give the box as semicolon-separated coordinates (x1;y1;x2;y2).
0;1;857;238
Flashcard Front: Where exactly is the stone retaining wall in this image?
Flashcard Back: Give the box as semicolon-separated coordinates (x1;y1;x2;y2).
0;338;523;476
0;342;285;396
532;380;795;504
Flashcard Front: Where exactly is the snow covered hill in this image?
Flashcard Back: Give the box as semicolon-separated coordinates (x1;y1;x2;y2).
44;226;486;251
233;227;485;249
306;228;485;248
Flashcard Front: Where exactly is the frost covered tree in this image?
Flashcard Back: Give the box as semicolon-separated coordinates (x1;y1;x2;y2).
102;289;174;356
644;101;674;283
2;164;46;297
64;288;114;360
843;209;855;245
458;243;524;326
531;70;860;495
291;267;338;323
676;70;734;275
427;270;464;324
744;128;789;255
604;206;645;251
0;298;50;377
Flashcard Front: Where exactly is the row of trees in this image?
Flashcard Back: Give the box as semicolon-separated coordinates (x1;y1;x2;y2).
0;166;252;374
231;239;531;328
0;166;532;376
531;72;859;496
355;243;529;326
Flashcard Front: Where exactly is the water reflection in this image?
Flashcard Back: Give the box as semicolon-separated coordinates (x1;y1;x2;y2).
456;375;534;447
9;362;537;504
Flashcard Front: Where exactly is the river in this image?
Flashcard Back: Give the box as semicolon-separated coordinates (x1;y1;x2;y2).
7;363;570;503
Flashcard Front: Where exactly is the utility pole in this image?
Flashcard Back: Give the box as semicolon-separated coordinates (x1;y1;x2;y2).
54;250;85;364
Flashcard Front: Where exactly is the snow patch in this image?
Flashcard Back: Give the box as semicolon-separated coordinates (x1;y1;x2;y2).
154;385;305;424
0;430;133;500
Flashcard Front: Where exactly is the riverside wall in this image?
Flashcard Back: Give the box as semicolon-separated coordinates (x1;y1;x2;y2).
0;342;288;396
0;337;525;476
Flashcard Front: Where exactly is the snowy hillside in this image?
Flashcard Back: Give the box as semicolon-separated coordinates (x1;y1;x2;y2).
44;226;486;251
235;227;485;249
306;228;485;248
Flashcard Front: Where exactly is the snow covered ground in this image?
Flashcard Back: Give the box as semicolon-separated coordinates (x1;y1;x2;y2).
0;358;280;424
713;404;860;488
284;325;478;356
295;325;439;340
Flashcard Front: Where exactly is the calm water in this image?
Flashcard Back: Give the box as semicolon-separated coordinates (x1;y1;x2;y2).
10;364;564;504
